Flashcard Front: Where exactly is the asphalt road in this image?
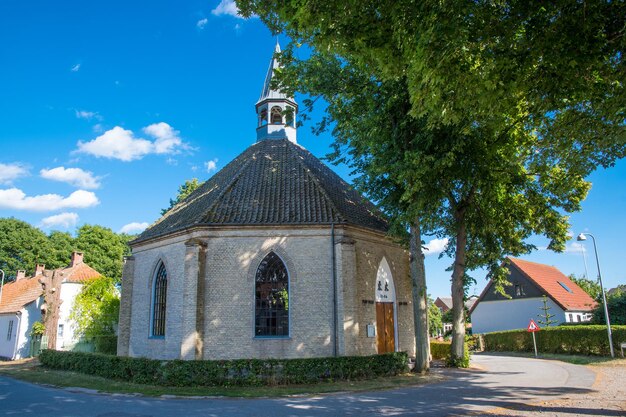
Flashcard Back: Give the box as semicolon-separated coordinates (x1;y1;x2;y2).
0;354;599;417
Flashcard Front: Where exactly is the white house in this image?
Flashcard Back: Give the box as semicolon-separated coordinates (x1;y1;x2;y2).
0;252;101;359
470;257;597;334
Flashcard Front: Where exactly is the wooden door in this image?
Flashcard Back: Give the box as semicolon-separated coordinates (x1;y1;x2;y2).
376;302;395;353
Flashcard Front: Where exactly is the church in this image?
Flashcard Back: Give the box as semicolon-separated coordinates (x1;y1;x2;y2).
117;44;416;360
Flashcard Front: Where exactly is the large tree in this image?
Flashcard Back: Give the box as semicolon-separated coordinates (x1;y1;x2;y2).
161;178;201;215
0;218;54;277
75;225;131;282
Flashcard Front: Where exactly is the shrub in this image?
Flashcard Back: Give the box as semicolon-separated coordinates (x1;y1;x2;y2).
430;341;450;360
483;325;626;356
39;350;409;387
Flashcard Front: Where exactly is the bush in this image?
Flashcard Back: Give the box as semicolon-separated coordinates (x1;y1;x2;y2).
430;341;450;360
39;350;409;387
483;325;626;356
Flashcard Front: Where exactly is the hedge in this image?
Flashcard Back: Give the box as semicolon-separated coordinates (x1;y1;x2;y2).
39;350;409;387
483;325;626;356
430;341;450;360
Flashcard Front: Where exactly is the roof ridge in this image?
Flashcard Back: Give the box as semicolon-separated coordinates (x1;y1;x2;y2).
199;146;257;224
286;141;346;224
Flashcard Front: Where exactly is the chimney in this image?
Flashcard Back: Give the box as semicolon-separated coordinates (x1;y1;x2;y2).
16;270;26;281
34;264;45;276
70;251;84;267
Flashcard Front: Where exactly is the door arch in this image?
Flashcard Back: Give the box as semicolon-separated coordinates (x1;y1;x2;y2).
375;257;397;353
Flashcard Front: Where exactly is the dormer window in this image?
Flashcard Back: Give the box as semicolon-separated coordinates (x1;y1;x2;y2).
271;106;282;124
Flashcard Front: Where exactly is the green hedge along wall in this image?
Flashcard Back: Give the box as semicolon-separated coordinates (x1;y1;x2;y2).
483;325;626;356
39;350;409;387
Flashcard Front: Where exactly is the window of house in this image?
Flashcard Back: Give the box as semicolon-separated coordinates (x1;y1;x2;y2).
255;252;289;337
568;313;573;322
515;284;524;296
576;314;581;322
58;324;64;338
152;262;168;337
558;281;574;293
7;320;13;341
271;106;282;124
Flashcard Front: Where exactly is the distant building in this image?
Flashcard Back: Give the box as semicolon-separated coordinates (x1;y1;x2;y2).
0;252;101;360
434;296;478;334
470;258;597;334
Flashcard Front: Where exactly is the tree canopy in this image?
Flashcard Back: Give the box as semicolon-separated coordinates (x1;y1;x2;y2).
570;274;602;300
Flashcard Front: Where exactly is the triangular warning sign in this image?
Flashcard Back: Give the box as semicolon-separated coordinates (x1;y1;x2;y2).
527;319;540;332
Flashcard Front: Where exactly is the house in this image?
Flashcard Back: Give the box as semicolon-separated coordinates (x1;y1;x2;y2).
117;44;417;361
0;252;101;359
434;296;478;334
470;257;597;334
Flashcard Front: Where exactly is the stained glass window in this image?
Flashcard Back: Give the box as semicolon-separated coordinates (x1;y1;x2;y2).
152;262;167;337
255;252;289;336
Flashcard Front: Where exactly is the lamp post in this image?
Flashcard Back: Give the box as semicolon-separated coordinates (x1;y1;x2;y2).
0;269;5;305
577;233;614;357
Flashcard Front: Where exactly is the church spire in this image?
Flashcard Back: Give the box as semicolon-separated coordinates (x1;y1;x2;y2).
256;42;298;144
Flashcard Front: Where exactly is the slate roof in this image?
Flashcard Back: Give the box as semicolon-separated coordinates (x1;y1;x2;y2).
135;139;389;243
0;278;42;314
508;258;597;311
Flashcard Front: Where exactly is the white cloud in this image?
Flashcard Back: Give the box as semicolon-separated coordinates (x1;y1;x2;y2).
75;109;102;121
119;222;149;234
143;122;184;154
424;238;449;256
75;123;188;162
93;123;104;133
71;63;81;72
40;212;79;229
211;0;245;18
565;242;587;254
205;158;218;173
0;163;28;185
0;188;99;212
40;166;101;189
197;18;208;29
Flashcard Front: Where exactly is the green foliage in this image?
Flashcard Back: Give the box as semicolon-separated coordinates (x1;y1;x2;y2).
445;345;470;368
570;275;602;300
429;341;450;360
31;321;45;336
483;325;626;356
161;178;201;215
537;295;558;327
39;350;409;387
593;290;626;325
428;297;442;336
70;276;120;342
0;218;54;276
75;225;130;281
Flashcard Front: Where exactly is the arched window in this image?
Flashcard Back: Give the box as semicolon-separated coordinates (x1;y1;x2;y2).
259;108;268;126
255;252;289;336
151;262;167;337
270;106;282;124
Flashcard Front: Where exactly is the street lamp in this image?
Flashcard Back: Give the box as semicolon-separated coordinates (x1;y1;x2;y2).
577;233;614;357
0;269;4;305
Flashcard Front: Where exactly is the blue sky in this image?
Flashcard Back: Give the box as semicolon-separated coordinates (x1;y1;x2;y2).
1;0;624;298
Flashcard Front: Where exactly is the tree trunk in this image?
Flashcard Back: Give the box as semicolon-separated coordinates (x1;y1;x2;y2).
450;211;467;365
410;218;430;373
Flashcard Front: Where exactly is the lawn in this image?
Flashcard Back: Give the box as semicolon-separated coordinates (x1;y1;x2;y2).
0;358;444;398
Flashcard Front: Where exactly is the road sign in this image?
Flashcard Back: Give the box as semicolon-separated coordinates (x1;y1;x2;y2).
527;319;540;332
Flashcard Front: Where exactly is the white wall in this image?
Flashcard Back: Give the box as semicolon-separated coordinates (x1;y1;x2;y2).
56;282;84;350
0;314;19;359
471;297;566;334
0;297;43;360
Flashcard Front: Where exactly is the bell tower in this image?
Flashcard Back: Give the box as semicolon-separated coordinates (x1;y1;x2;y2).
256;42;298;143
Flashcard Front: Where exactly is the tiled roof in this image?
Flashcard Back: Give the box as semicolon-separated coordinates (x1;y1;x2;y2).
62;262;101;283
508;258;597;311
0;278;42;314
135;139;389;243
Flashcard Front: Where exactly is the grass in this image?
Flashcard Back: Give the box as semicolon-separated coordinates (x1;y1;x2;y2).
0;359;444;398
